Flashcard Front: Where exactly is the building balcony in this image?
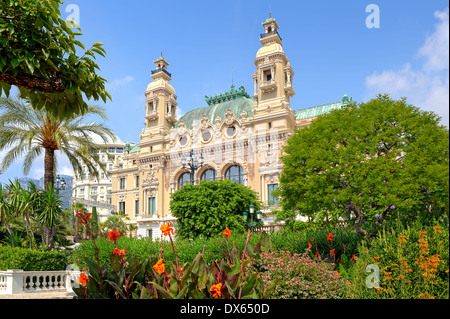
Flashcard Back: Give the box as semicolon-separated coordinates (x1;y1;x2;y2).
145;110;158;121
260;79;277;92
260;30;282;42
165;113;177;124
151;68;171;78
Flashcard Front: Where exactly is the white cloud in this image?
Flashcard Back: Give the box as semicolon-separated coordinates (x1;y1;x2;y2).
106;75;134;90
365;8;449;127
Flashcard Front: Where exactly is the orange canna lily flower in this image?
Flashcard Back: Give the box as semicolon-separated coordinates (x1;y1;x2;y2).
113;247;127;256
327;233;334;242
330;249;335;257
108;230;122;242
77;273;89;286
160;223;174;237
210;283;223;298
222;228;231;238
308;242;312;248
153;259;165;275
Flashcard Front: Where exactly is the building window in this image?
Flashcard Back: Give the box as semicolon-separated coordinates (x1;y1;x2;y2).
178;172;191;189
268;184;279;206
116;148;123;154
135;176;140;188
147;229;153;238
226;125;237;138
120;178;126;190
201;169;217;182
225;165;243;184
148;197;156;215
135;200;139;216
119;202;125;214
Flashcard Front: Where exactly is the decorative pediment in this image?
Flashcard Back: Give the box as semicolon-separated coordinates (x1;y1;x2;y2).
224;109;237;125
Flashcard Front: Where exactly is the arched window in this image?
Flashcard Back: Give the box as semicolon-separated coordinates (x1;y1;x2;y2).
178;173;191;189
201;169;217;182
225;165;244;184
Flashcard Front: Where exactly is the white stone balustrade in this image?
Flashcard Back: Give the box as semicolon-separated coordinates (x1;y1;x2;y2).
0;270;80;295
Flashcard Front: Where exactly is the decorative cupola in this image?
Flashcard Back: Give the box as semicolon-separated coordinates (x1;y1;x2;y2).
260;13;282;46
253;15;295;110
144;52;178;132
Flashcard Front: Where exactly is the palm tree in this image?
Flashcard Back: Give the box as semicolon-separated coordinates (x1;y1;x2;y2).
0;95;117;189
6;179;39;249
0;184;15;247
38;184;63;250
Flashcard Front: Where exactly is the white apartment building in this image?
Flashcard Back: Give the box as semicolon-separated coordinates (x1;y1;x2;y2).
71;141;135;222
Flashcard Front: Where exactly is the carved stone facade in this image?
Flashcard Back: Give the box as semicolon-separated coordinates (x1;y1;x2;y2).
110;16;350;239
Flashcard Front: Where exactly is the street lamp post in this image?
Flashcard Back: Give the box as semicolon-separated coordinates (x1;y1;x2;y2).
55;175;66;191
181;150;204;185
242;203;262;233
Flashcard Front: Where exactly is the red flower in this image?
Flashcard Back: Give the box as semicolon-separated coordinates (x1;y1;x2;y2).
113;247;127;256
210;283;223;298
327;233;334;242
160;223;174;237
85;213;92;221
330;249;335;257
308;242;312;248
77;273;89;286
222;228;231;238
351;255;356;262
153;259;165;275
108;230;122;242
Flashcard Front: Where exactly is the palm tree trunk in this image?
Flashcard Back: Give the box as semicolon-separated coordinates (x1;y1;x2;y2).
44;148;55;190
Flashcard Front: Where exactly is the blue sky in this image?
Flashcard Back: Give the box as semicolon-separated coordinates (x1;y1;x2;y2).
0;0;448;183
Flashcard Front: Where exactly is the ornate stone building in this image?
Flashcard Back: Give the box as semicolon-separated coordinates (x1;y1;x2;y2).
111;16;351;239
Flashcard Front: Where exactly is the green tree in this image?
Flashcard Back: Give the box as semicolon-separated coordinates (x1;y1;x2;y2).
170;179;261;239
0;183;14;247
277;94;449;236
0;0;111;118
37;183;63;250
101;213;129;237
0;96;116;189
5;179;40;249
90;206;99;238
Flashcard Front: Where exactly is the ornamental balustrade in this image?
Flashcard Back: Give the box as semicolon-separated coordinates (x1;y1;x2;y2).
151;68;171;77
0;269;80;295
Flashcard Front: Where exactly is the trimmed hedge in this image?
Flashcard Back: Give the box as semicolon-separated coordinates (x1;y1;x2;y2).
0;245;70;271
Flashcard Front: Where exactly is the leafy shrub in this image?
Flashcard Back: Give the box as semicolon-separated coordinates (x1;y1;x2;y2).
253;250;346;299
170;180;261;239
0;245;70;271
347;220;449;299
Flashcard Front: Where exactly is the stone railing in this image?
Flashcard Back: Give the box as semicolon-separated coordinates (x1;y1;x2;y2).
0;269;80;295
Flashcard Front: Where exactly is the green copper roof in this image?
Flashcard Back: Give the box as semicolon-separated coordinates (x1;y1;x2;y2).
177;86;254;130
130;145;140;153
124;142;140;154
296;95;352;120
